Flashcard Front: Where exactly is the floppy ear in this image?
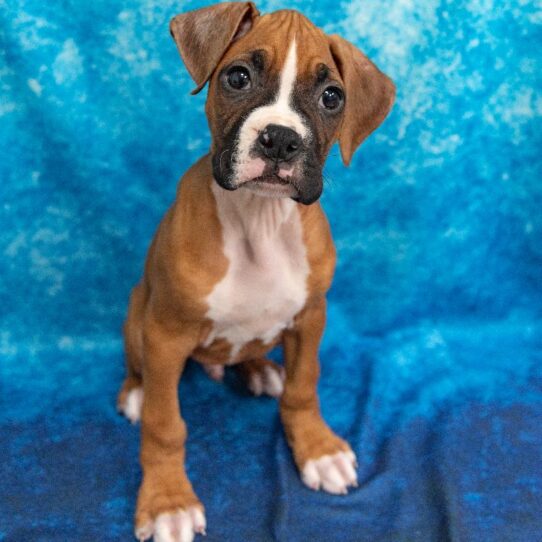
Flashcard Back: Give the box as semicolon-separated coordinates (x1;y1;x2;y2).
170;2;260;95
328;34;395;166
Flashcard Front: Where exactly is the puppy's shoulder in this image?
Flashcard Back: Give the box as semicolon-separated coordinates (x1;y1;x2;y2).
298;203;336;295
145;154;228;314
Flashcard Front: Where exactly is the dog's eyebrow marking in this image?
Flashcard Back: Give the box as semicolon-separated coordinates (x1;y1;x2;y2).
251;50;265;72
316;64;329;83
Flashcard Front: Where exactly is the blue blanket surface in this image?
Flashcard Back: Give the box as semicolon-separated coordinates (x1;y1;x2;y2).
1;0;541;540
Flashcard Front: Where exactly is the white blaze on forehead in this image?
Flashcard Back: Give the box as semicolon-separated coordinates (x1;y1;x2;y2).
273;38;304;132
232;38;309;185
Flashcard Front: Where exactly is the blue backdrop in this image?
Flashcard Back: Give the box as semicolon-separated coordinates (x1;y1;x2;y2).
1;0;541;540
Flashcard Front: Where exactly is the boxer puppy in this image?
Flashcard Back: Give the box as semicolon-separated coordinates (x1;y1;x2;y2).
117;3;395;541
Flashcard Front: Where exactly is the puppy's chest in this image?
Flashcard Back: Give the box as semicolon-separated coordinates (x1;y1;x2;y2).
204;189;309;361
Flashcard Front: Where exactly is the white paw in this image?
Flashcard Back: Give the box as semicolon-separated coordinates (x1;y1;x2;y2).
118;387;143;424
203;364;225;382
248;364;284;398
301;450;358;494
136;507;206;542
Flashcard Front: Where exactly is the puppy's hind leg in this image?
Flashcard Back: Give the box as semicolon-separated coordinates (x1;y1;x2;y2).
201;359;284;398
237;358;285;398
202;364;225;382
118;283;146;424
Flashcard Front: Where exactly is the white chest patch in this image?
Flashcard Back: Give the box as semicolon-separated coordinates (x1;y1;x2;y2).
204;184;309;362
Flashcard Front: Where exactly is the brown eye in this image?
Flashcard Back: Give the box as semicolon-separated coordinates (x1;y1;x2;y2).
319;86;344;110
226;66;251;90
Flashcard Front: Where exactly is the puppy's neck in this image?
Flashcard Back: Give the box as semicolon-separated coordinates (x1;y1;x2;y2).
210;180;299;267
211;180;296;240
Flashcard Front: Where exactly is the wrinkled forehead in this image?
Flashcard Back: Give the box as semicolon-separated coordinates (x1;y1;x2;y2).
219;10;340;81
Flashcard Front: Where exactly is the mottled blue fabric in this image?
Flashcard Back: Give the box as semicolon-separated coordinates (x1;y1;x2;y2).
1;0;541;540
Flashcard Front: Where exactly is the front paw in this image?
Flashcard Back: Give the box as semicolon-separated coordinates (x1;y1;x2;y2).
136;507;206;542
302;449;358;494
135;476;205;542
282;412;358;495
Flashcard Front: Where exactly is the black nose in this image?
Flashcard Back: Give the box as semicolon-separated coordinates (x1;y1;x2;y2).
257;124;302;162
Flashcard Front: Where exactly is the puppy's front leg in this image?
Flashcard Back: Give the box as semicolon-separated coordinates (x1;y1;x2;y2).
135;318;205;542
281;296;358;495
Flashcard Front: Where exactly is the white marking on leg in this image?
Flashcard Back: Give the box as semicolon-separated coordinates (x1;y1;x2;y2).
155;513;177;542
248;371;264;396
263;364;284;397
247;363;284;397
136;522;154;541
233;38;309;185
119;387;143;424
333;451;358;486
301;459;320;490
189;507;206;535
135;506;206;542
301;451;358;495
176;510;194;542
203;364;225;382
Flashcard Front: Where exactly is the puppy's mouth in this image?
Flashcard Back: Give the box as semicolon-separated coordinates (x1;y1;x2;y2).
212;150;322;204
241;171;299;198
247;173;290;185
234;158;300;197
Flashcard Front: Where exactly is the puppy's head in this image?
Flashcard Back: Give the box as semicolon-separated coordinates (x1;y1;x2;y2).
170;3;395;205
